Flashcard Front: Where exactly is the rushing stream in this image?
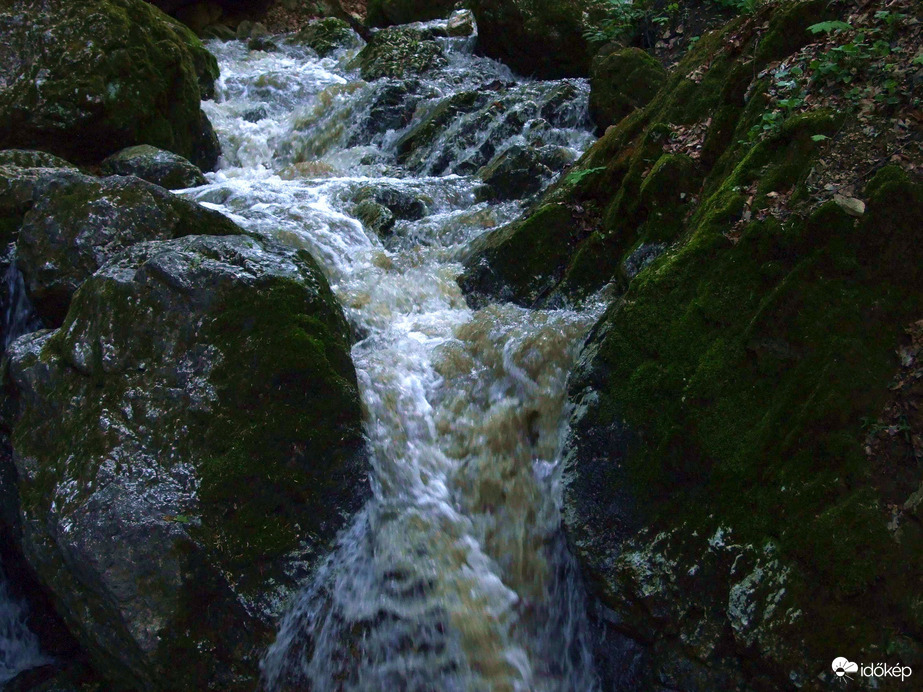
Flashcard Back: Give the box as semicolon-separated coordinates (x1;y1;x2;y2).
1;16;606;691
186;20;604;692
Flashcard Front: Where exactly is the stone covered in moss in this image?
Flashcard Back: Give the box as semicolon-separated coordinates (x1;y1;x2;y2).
589;47;667;132
350;26;447;81
476;144;554;202
469;0;598;78
4;233;368;691
0;150;77;171
456;0;923;686
290;17;358;56
100;145;209;190
0;0;220;169
16;173;239;325
366;0;457;27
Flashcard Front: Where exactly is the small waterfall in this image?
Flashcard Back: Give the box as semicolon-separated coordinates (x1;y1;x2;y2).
0;554;50;687
2;247;42;350
186;18;604;691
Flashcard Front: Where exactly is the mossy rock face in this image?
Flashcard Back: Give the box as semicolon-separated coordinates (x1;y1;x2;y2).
476;144;558;202
469;0;597;78
589;47;667;132
0;0;220;169
4;233;368;691
350;26;447;81
0;164;86;250
290;17;358;56
366;0;457;27
16;173;239;325
100;145;209;190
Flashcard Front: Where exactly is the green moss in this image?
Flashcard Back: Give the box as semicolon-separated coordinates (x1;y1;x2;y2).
589;47;667;132
199;270;361;575
350;26;447;81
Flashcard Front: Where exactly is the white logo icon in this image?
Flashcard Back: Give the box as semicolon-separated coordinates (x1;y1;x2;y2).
832;657;859;680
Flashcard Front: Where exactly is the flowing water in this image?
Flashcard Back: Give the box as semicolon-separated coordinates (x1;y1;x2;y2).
185;21;605;692
0;554;49;687
0;17;607;691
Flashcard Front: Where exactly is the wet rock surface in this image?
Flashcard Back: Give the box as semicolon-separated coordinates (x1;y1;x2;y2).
100;145;209;190
4;233;369;691
0;0;220;169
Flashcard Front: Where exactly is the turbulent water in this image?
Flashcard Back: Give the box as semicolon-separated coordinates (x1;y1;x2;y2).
0;554;49;686
184;21;605;692
1;18;605;691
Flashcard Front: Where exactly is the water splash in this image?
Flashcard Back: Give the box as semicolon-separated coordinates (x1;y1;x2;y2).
187;20;603;691
0;554;50;686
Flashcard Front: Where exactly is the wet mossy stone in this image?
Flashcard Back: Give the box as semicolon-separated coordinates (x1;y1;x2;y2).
460;203;593;307
16;173;239;325
351;26;447;81
476;145;553;202
394;90;488;164
589;47;667;133
100;145;209;190
0;0;221;169
469;0;597;78
4;233;368;691
290;17;357;57
366;0;457;27
353;198;395;237
0;164;85;249
0;150;77;171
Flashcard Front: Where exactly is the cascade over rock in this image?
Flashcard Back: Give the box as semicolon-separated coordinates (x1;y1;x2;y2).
0;0;221;169
460;0;923;687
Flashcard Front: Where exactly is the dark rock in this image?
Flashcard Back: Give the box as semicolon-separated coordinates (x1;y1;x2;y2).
446;9;475;37
476;145;553;202
366;0;457;27
4;233;369;691
16;173;239;324
589;47;667;132
350;26;447;81
0;0;221;169
290;17;358;57
352;199;395;237
394;91;489;167
100;145;209;190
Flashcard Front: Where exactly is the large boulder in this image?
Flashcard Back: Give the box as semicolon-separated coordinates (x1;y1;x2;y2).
4;233;369;691
100;145;209;190
350;26;447;81
469;0;598;78
366;0;457;27
15;173;239;324
0;0;220;169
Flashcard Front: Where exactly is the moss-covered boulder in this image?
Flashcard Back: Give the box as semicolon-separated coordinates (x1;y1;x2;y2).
100;145;209;190
469;0;598;78
290;17;358;56
366;0;457;27
476;144;553;202
589;47;667;132
0;0;220;169
4;233;369;691
16;173;239;325
350;26;447;80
